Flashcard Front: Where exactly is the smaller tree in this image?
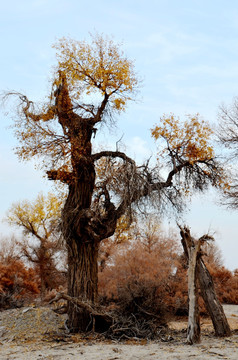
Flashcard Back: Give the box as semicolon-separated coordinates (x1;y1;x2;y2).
6;192;65;297
179;228;201;344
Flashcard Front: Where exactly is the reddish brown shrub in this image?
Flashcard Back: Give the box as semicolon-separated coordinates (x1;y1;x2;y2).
99;230;238;323
208;266;238;304
0;259;40;309
98;234;187;320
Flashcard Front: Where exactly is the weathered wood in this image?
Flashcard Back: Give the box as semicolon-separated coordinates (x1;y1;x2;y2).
197;259;231;337
181;227;201;344
179;226;231;338
186;240;201;344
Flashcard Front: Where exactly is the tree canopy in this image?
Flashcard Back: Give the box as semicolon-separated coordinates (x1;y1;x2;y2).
150;113;225;211
6;192;62;239
10;34;138;179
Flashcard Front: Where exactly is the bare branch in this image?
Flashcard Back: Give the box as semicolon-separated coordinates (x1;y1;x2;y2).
92;150;136;165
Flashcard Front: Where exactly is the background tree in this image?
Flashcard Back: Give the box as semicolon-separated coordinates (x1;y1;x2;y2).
5;34;224;332
207;265;238;305
6;192;65;297
218;97;238;207
202;241;224;268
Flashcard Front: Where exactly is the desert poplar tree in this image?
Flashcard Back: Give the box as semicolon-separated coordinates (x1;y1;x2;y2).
4;35;224;332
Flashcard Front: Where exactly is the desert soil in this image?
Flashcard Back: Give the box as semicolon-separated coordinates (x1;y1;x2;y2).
0;304;237;359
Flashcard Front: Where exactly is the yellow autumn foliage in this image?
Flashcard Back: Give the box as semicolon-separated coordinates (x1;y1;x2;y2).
53;34;138;111
151;114;215;164
6;192;63;236
12;34;138;173
114;215;136;244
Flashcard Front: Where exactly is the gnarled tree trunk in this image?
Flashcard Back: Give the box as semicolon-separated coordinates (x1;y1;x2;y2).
50;74;120;333
62;166;99;332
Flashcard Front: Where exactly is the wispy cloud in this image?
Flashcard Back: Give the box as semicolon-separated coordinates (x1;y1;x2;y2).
126;136;152;162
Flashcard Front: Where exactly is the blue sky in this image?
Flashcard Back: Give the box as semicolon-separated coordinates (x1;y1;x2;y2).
1;0;238;270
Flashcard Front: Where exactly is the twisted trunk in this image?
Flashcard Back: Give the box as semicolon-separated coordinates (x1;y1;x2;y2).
53;75;117;332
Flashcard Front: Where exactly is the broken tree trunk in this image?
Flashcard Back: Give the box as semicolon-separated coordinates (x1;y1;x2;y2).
183;232;201;344
197;259;231;337
180;226;231;338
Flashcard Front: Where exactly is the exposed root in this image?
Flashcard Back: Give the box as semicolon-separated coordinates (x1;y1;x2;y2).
49;292;113;332
50;292;111;318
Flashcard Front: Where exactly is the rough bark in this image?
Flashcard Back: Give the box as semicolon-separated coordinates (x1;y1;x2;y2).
54;74;98;331
62;163;99;332
180;226;231;338
66;238;99;332
62;177;118;332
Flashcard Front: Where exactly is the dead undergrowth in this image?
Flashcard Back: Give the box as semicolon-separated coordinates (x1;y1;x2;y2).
0;304;237;345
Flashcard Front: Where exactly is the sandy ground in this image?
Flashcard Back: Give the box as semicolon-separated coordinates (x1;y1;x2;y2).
0;305;237;360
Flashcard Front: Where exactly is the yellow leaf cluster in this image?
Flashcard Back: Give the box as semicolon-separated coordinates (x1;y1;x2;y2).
11;34;139;179
53;34;138;112
151;114;215;164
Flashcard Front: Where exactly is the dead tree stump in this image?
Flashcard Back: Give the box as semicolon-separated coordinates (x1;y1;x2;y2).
179;226;231;340
182;229;201;344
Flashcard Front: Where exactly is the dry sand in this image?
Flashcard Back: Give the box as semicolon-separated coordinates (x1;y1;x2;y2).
0;305;237;359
